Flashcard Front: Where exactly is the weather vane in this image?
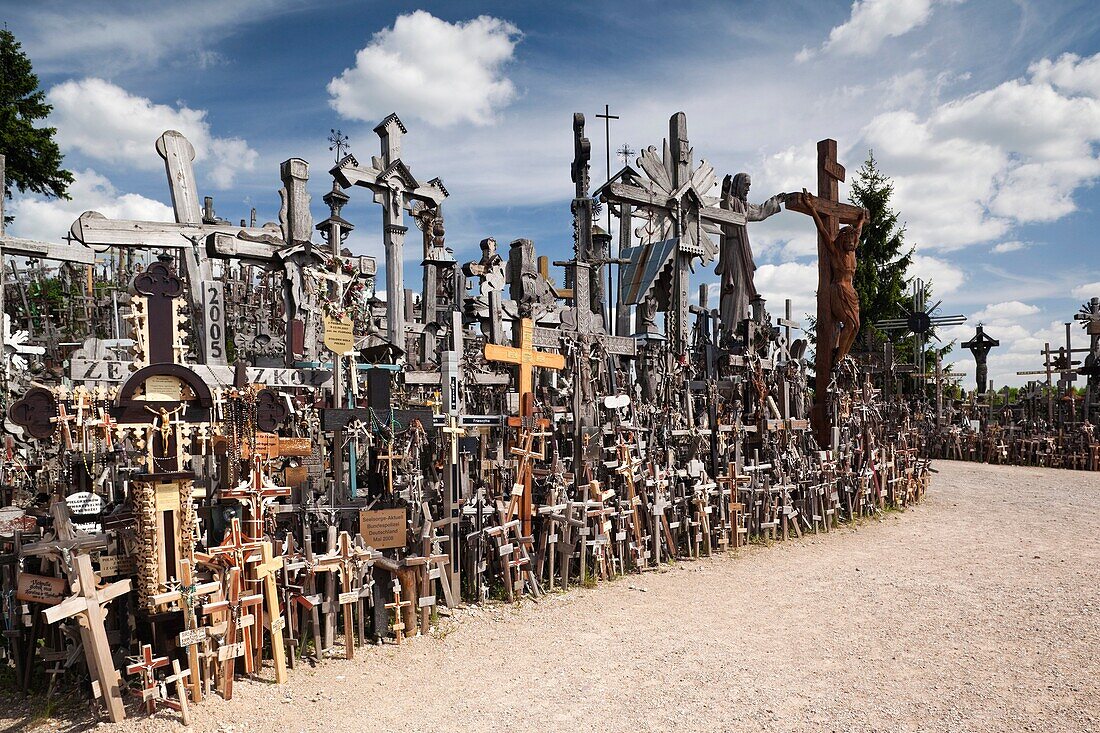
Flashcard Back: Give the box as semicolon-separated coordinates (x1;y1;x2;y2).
328;128;349;163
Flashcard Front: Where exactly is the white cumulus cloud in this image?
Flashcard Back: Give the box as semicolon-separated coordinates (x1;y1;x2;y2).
47;78;257;189
328;11;522;127
860;52;1100;251
8;169;174;244
971;301;1041;322
1073;281;1100;300
801;0;954;60
990;240;1028;254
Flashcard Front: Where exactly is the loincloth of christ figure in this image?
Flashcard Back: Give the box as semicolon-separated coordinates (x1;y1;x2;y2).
799;188;867;366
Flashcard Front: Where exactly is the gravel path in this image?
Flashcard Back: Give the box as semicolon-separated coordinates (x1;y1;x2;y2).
6;460;1099;732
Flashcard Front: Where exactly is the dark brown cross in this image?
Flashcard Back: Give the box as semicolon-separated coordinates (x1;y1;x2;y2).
784;140;867;443
133;255;185;364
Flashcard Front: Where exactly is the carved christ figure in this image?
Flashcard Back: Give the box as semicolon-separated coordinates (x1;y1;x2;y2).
799;188;867;366
716;173;787;333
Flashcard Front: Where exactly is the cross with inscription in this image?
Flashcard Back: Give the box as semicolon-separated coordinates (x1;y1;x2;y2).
311;531;375;659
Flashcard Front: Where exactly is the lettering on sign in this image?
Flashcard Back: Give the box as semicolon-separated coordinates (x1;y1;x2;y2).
155;483;181;511
278;437;314;457
16;573;67;605
203;282;226;363
323;314;355;354
236;614;255;629
270;617;286;633
178;628;206;647
97;555;135;578
66;491;104;516
338;591;359;605
69;360;332;388
145;375;183;402
359;508;407;550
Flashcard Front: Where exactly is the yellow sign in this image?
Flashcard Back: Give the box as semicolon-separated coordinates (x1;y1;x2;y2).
323;314;356;354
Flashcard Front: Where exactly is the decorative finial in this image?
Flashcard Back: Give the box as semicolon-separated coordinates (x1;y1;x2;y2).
328;129;350;163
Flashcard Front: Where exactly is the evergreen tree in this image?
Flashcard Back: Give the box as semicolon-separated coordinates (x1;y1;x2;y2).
0;28;73;223
849;150;911;345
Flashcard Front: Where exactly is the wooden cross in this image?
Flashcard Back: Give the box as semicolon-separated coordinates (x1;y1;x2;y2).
125;643;170;714
221;455;292;537
160;659;192;726
200;566;262;700
485;318;565;535
200;517;265;572
311;531;374;658
784;140;867;444
51;403;76;451
441;414;466;465
384;577;413;644
42;553;131;722
250;541;288;683
485;317;566;400
149;558;219;703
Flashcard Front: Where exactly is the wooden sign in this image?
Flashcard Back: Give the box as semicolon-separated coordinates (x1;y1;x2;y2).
178;628;206;647
217;642;245;661
323;314;355;354
359;508;407;550
16;573;67;605
97;555;135;578
284;465;308;487
338;591;358;605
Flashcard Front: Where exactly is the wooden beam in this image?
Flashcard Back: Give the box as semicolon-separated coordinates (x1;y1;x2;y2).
0;235;97;264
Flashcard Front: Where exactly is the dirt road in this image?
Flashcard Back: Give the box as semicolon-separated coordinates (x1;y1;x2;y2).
6;460;1099;732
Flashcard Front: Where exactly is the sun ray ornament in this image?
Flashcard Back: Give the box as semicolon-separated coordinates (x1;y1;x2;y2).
874;278;967;386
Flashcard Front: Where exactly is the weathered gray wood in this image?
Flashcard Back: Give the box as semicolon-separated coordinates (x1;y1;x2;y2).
69;212;280;250
0;234;97;264
156;131;203;224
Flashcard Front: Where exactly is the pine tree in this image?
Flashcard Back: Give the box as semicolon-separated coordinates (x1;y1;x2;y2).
0;28;73;223
849;150;911;346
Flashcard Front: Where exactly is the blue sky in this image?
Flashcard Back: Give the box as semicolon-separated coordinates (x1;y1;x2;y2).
6;0;1100;386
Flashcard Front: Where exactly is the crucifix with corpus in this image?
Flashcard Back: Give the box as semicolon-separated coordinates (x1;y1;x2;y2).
784;140;869;444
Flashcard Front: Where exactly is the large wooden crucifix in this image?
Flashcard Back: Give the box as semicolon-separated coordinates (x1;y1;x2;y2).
332;113;448;353
784;140;868;443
